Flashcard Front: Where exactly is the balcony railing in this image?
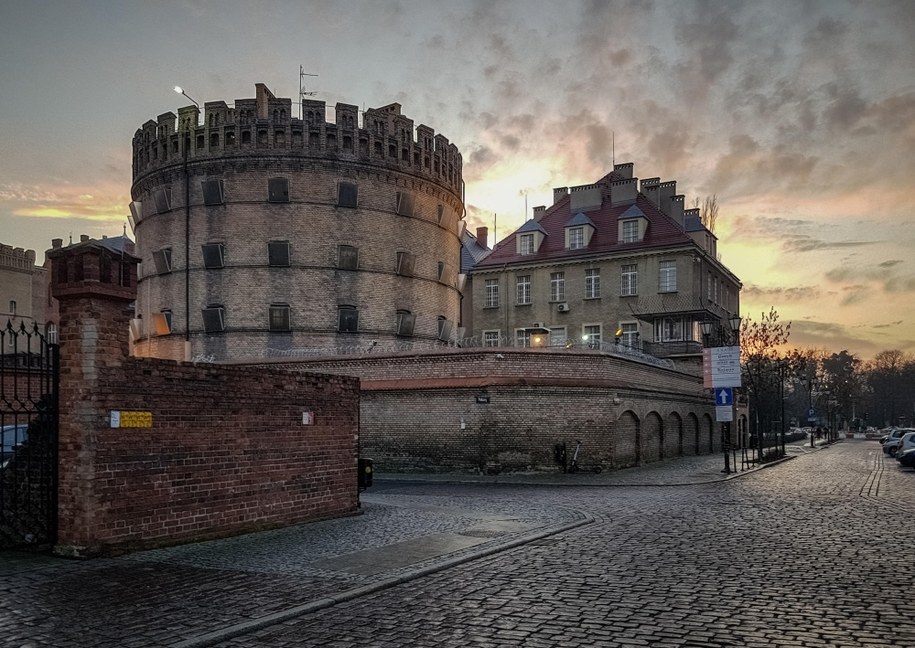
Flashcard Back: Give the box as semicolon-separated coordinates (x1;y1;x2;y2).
641;340;703;358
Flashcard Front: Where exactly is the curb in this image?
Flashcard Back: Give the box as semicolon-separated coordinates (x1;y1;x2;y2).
170;512;595;648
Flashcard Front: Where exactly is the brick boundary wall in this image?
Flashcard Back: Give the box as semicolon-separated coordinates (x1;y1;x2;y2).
48;241;360;556
244;348;728;473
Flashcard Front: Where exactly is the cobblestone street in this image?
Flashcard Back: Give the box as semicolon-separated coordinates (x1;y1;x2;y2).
3;440;914;647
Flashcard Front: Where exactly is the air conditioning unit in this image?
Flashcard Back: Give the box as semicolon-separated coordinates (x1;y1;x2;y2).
533;322;544;328
557;303;570;312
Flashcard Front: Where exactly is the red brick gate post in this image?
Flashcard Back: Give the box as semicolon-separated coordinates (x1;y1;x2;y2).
48;239;139;556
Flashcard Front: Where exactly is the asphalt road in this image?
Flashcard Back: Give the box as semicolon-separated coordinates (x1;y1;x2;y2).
3;440;913;647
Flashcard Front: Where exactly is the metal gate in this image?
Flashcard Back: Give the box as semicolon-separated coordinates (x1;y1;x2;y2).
0;321;59;550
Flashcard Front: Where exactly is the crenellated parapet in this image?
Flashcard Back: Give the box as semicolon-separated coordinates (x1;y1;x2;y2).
132;83;463;196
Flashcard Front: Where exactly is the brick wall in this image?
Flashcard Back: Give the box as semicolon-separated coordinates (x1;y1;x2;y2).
49;240;360;556
248;347;723;472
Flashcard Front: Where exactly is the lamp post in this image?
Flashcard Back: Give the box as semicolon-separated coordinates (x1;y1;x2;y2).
807;375;817;448
174;85;198;361
701;314;741;474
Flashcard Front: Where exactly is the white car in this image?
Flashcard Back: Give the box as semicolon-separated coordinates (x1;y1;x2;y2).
884;428;915;457
893;431;915;460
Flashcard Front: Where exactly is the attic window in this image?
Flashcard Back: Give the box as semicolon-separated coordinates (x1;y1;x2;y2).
568;227;584;250
519;233;534;255
621;219;639;243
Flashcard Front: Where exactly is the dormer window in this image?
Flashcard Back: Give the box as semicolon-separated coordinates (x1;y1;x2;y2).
565;212;595;250
568;227;584;249
618;204;648;244
515;220;546;255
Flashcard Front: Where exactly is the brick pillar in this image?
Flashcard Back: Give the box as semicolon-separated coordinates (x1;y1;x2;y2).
48;240;139;556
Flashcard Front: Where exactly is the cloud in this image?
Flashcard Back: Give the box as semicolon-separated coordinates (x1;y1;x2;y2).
741;284;821;302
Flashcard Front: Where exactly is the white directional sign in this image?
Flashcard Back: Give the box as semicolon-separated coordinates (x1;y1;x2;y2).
716;406;734;422
703;346;741;388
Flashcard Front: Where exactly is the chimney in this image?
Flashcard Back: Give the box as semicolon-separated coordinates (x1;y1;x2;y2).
80;234;90;243
476;226;489;249
613;162;634;179
658;181;676;215
553;187;568;205
533;206;547;222
641;177;660;207
255;83;276;120
52;238;63;249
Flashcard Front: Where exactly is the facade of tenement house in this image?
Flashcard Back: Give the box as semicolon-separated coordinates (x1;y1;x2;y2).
130;83;464;362
0;243;58;344
465;163;742;372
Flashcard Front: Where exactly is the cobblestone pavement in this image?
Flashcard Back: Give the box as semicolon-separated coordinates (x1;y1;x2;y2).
3;440;914;647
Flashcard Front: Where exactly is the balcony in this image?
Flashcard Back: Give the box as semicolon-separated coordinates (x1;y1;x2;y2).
641;340;703;358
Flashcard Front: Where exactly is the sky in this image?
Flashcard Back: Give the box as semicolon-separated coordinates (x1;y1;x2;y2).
1;0;913;359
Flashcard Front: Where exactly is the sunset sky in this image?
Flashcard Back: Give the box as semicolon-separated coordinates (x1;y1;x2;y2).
1;0;913;358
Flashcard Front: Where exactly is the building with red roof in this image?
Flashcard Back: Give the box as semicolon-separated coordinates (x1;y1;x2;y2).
466;162;741;368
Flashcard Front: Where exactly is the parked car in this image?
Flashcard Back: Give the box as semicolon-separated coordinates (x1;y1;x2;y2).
883;428;915;457
898;447;915;468
894;431;915;460
1;424;29;468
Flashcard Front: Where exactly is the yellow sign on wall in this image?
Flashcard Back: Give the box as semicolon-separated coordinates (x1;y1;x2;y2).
110;411;153;428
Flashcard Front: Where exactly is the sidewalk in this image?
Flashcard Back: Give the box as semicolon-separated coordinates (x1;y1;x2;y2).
376;439;831;488
0;441;833;648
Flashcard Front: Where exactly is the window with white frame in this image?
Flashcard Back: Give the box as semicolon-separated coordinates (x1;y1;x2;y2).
585;268;600;299
621;220;639;243
568;227;584;250
519;233;534;255
621;264;638;296
659;260;677;292
515;328;531;348
549;326;567;347
516;275;531;305
620;322;639;347
484;279;499;308
550;272;565;302
483;330;501;347
583;324;602;347
655;317;684;342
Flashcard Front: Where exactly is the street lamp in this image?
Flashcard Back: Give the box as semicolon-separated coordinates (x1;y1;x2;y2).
174;85;200;108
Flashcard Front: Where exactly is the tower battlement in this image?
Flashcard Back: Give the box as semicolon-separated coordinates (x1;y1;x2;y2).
133;84;463;195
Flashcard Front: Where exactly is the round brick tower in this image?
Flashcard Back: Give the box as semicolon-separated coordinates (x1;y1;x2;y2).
131;84;464;361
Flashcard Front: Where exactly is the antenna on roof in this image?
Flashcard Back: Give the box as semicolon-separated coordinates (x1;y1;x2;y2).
612;130;615;166
493;213;497;246
298;65;318;119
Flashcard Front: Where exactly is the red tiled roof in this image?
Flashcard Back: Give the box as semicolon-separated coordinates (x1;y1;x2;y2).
474;181;695;270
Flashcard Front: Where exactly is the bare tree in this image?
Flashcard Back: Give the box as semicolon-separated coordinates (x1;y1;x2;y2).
693;195;719;234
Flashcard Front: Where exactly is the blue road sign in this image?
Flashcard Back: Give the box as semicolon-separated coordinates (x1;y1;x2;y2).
715;387;734;406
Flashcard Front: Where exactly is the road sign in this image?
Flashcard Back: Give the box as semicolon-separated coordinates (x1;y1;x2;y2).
702;346;741;388
807;407;816;422
715;388;734;406
716;406;734;422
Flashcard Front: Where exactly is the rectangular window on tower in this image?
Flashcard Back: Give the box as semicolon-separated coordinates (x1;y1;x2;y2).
268;241;291;266
153;248;173;275
268;177;290;203
395;251;415;276
396;191;415;217
201;179;224;206
338;245;359;270
202;305;226;334
201;243;225;269
268;304;291;332
337;182;358;208
338;306;359;333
